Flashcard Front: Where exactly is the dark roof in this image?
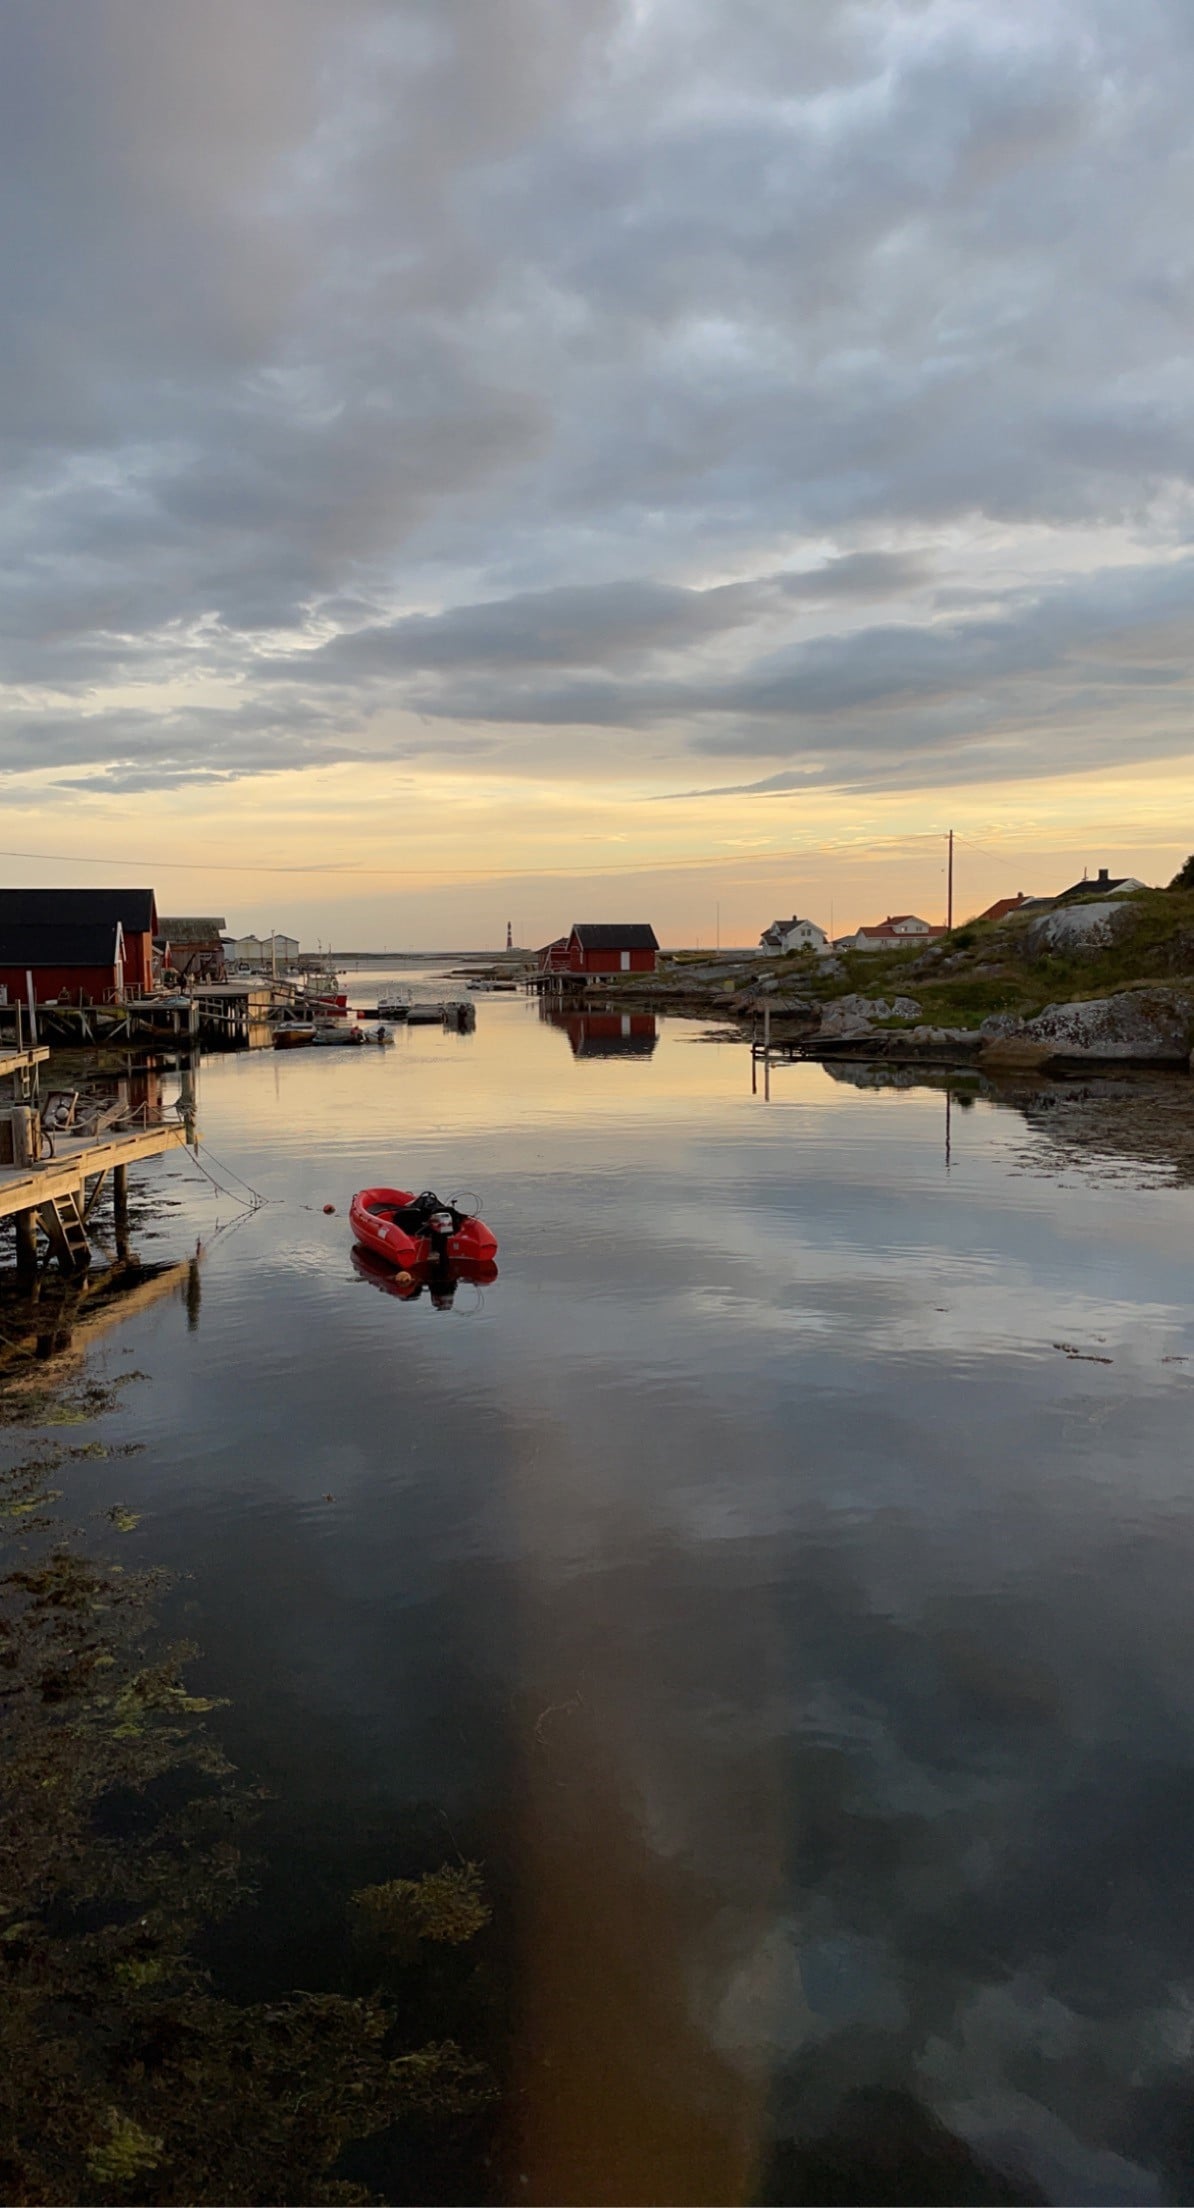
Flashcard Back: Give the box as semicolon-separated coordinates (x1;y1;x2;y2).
570;923;659;949
1055;869;1138;903
160;917;226;942
0;921;123;968
0;888;156;932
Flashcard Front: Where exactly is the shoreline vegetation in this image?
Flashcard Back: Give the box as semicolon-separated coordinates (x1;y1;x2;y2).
549;887;1194;1076
0;1352;498;2208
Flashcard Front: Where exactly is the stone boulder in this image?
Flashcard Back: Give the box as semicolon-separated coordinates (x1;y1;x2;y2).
980;986;1194;1065
818;993;921;1038
1023;901;1129;953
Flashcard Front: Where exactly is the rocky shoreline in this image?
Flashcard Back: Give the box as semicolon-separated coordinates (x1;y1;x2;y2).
571;892;1194;1076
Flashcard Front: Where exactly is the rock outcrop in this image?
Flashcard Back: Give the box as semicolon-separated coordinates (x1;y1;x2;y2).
980;986;1194;1066
818;993;921;1038
1023;901;1129;953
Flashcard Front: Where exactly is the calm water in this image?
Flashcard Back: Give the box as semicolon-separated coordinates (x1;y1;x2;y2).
57;973;1194;2204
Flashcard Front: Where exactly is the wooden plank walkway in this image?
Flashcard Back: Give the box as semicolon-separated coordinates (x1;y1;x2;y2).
0;1122;188;1223
0;1047;50;1079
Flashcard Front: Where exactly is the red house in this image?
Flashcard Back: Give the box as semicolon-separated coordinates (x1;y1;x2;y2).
537;936;571;975
566;923;658;977
0;920;126;1007
975;893;1034;925
0;890;158;997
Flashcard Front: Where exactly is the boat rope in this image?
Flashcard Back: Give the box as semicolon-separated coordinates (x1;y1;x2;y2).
191;1139;276;1211
173;1140;276;1214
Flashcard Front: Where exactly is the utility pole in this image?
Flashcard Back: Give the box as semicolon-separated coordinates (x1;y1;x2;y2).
947;828;954;931
715;900;720;951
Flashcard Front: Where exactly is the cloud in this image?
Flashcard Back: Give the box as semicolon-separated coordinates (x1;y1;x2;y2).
1;0;1193;795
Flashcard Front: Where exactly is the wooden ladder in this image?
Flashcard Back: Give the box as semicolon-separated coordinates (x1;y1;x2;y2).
39;1192;93;1274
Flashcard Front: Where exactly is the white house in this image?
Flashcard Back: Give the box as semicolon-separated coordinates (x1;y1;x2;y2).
759;915;829;954
226;931;300;970
837;914;947;953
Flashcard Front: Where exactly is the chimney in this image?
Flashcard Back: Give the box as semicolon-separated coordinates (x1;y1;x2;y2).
1096;868;1110;885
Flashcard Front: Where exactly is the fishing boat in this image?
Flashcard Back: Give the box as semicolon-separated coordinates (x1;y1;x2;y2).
376;992;410;1020
273;1020;316;1049
349;1186;498;1270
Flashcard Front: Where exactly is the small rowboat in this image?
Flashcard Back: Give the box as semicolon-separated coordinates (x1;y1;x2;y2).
273;1021;316;1048
349;1187;499;1270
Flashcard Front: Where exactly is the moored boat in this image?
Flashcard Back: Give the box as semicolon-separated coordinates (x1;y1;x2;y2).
312;1022;365;1046
273;1020;316;1048
349;1186;498;1269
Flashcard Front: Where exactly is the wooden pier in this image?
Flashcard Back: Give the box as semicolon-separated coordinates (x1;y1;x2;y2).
0;1121;189;1282
750;1004;815;1098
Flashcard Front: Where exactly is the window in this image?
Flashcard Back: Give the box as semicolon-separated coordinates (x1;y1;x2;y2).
620;951;630;970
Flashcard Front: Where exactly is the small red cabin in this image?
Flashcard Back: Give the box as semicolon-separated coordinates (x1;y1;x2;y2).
0;889;158;998
537;936;571;975
0;920;126;1008
566;923;658;977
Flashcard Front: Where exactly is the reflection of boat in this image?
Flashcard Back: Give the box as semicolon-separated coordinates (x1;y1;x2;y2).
351;1242;498;1306
349;1186;499;1269
273;1021;316;1048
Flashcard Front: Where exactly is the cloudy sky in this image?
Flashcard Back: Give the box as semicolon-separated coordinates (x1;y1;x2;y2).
3;0;1192;945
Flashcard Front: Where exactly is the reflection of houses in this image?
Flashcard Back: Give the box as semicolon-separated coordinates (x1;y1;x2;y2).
0;889;159;1003
759;915;828;953
542;1007;658;1058
836;913;946;953
159;917;226;982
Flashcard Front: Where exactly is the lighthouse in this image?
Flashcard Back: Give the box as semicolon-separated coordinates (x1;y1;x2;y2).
506;920;513;950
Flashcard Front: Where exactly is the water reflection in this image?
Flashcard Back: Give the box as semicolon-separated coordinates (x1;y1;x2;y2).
43;977;1194;2206
351;1241;499;1309
541;1005;658;1058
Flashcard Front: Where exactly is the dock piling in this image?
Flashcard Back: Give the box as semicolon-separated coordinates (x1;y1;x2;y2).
14;1208;38;1285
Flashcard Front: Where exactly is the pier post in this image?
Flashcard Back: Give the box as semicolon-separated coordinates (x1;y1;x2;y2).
14;1208;38;1285
113;1164;130;1261
10;1105;36;1168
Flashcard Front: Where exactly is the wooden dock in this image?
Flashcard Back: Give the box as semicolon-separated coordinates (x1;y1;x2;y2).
0;1121;189;1281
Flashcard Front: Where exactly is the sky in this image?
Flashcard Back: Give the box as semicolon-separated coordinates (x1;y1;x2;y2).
3;0;1193;948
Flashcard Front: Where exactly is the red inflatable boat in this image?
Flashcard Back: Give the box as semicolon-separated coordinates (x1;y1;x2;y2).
349;1187;499;1270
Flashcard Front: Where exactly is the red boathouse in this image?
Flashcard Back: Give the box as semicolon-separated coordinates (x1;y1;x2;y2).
566;923;658;977
0;889;159;998
0;921;126;1008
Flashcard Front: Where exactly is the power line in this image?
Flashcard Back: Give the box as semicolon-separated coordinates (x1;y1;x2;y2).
0;836;965;884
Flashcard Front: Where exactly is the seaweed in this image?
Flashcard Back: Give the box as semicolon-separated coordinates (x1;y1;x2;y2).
0;1415;494;2205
